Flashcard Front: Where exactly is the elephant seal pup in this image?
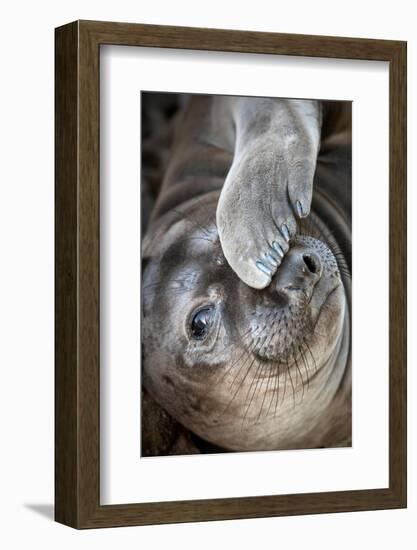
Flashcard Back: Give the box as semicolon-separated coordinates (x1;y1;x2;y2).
142;95;351;452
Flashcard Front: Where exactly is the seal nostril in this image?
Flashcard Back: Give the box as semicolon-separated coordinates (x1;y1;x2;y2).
303;254;318;274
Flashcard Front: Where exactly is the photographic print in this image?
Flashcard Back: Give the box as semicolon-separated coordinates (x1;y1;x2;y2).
55;21;406;527
141;92;352;457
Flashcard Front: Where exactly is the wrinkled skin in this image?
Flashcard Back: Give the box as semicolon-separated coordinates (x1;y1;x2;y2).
142;95;351;452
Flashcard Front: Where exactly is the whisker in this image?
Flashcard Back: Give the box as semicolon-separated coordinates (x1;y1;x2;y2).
298;344;310;387
286;356;296;409
256;361;274;422
304;339;318;377
228;335;264;390
209;316;271;388
256;318;279;420
241;331;276;426
266;363;280;418
281;355;288;405
219;337;266;419
241;358;266;427
273;361;281;418
292;345;306;400
212;325;263;383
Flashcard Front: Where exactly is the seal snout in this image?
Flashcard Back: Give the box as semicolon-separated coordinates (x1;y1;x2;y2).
272;246;322;299
302;253;320;275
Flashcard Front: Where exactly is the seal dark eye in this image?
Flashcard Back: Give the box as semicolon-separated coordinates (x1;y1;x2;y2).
190;307;214;340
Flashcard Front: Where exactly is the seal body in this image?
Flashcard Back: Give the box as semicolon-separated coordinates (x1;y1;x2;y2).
142;94;351;453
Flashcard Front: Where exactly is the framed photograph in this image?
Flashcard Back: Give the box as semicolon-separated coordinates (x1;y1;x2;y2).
55;20;406;528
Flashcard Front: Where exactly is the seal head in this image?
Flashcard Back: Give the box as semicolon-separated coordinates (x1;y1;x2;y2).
142;193;350;451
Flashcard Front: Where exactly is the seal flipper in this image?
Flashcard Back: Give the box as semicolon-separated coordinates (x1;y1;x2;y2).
216;97;322;289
